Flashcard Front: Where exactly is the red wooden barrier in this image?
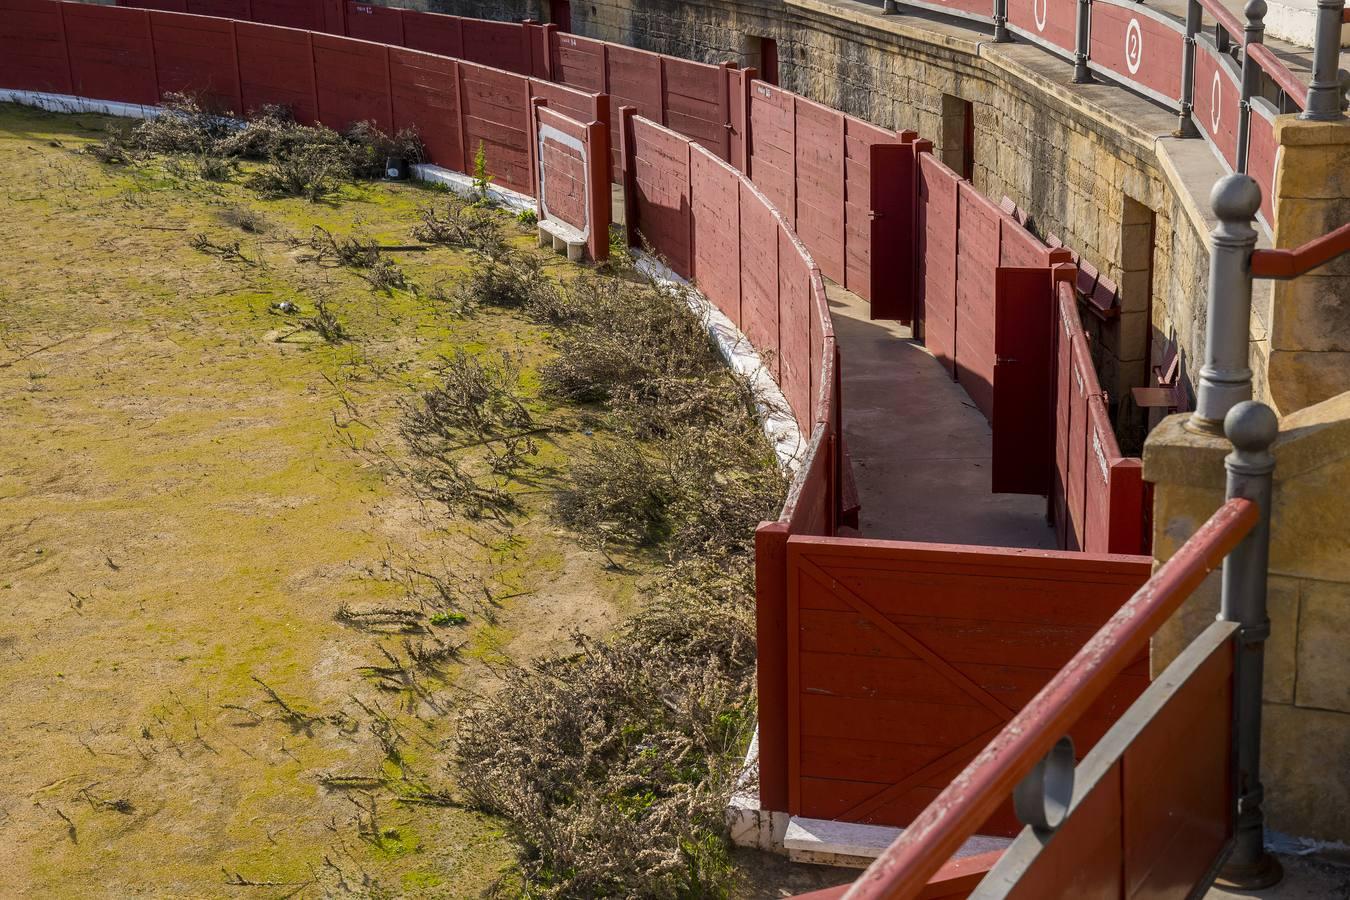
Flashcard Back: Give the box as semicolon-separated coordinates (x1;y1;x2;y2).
628;115;693;276
64;3;159;105
663;55;730;163
235;21;318;122
149;11;242;114
250;0;324;31
312;34;391;133
955;182;1001;420
1194;42;1241;171
344;1;401;45
784;536;1150;831
837;499;1255;899
990;267;1055;496
459;61;532;194
918;151;960;377
532;102;609;262
401;10;463;59
793;94;846;287
1006;0;1077;56
691;148;743;326
0;0;75;94
1088;1;1185;104
748;80;797;228
388;48;461;171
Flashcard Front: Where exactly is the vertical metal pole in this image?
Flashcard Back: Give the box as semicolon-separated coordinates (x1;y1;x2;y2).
1236;0;1267;173
1178;0;1202;137
1074;0;1093;83
1301;0;1348;119
1215;399;1283;891
994;0;1011;41
1188;174;1261;435
882;0;900;13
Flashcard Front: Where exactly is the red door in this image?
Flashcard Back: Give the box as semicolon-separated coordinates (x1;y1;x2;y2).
868;143;915;323
992;266;1055;496
550;0;572;32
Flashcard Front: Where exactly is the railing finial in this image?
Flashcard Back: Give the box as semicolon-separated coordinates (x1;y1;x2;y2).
1189;175;1262;435
1215;399;1283;890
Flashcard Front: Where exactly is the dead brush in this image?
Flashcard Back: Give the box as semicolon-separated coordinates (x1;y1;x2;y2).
304;297;349;344
218;204;268;234
363;257;411;293
188;232;257;267
305;225;381;268
249;143;349;201
453;246;558;312
412;195;506;256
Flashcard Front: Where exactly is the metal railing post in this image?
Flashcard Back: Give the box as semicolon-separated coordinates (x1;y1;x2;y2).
1074;0;1093;82
882;0;900;14
1215;399;1283;890
1178;0;1202;137
1189;174;1261;435
1236;0;1267;172
1300;0;1348;119
994;0;1011;41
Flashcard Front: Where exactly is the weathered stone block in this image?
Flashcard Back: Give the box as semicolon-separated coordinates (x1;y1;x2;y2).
1295;580;1350;714
1261;702;1350;842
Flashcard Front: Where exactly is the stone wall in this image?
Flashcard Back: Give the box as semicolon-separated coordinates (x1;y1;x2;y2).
1146;396;1350;843
427;0;1223;421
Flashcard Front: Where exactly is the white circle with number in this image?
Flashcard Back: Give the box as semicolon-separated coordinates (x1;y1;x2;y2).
1034;0;1048;32
1211;71;1223;132
1125;19;1143;74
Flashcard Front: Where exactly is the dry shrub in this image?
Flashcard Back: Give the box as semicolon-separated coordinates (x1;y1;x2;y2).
454;248;557;312
398;350;539;519
413;194;506;256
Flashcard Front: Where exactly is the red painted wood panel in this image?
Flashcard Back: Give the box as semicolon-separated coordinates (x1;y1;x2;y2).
149;11;241;114
64;3;158;105
1123;635;1234;897
630;116;692;276
1053;285;1082;550
748;80;796;224
459;61;531;194
537;104;588;233
992;266;1054;495
956;182;1001;420
1008;0;1077;55
662;55;729;162
0;0;74;94
605;45;661;178
919;152;959;377
250;0;324;31
187;0;252;20
1083;394;1121;554
780;226;814;429
793;95;846;286
312;33;390;133
551;30;605;92
1194;42;1240;170
460;17;529;75
867;141;914;320
1065;333;1096;551
1248;107;1278;225
691;148;742;326
121;0;188;12
786;536;1150;831
400;10;463;59
739;178;783;382
235;21;317;121
844;116;898;304
1003;764;1125;899
388;48;461;171
1090;2;1185;102
809;274;831;429
344;2;402;46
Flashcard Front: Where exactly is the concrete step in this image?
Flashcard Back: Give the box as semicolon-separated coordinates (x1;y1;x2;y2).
782;815;1013;869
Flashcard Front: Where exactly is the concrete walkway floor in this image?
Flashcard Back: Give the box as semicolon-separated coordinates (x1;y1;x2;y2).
826;282;1056;549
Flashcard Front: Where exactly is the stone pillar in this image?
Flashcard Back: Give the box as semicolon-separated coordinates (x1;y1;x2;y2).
1144;393;1350;843
1265;116;1350;415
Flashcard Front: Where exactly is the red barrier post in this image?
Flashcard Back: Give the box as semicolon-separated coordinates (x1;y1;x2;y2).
585;117;610;263
754;519;791;813
617;105;639;248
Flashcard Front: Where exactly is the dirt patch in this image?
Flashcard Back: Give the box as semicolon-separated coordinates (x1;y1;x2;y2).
0;102;632;897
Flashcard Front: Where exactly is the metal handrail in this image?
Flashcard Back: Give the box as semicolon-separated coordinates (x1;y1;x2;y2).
1197;0;1248;40
1251;221;1350;278
1245;42;1309;108
839;497;1259;899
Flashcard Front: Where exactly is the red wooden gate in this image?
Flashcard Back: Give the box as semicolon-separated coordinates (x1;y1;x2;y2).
867;141;916;322
785;535;1150;833
991;266;1056;496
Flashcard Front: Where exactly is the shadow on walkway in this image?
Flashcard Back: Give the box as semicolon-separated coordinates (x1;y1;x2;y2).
827;281;1056;550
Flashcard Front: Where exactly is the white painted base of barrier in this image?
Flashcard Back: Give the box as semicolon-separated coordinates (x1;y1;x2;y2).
1;89;163;120
409;163;536;214
633;252;807;473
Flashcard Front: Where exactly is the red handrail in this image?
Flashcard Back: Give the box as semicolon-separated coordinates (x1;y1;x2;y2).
1197;0;1247;41
1245;42;1308;108
840;498;1259;900
1252;222;1350;279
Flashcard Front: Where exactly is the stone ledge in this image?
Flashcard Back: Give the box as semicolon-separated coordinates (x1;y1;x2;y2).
783;816;1013;869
